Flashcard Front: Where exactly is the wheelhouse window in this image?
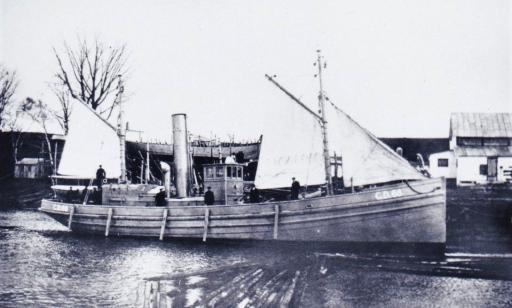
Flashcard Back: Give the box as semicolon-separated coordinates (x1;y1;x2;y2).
205;167;214;179
226;166;232;178
437;159;449;167
216;166;224;178
237;167;242;178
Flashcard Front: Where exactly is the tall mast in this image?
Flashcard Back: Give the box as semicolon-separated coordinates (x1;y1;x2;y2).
145;141;150;183
117;75;127;183
316;50;333;195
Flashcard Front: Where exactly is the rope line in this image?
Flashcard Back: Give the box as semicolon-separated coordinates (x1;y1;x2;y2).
405;180;439;194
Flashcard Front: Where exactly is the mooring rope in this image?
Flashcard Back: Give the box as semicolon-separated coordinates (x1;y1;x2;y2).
405;180;439;194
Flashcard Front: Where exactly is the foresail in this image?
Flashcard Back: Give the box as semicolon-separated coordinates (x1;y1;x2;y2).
58;101;121;179
326;103;425;187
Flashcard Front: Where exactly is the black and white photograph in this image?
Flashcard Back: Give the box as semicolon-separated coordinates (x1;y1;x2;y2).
0;0;511;307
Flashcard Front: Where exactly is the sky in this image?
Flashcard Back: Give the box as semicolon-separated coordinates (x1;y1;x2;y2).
1;0;510;140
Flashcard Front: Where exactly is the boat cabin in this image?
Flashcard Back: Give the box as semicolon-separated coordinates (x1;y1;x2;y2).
203;163;245;205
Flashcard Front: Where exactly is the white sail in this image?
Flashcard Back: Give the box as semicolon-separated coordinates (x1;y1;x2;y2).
255;91;425;189
57;101;121;179
325;102;425;187
255;92;325;189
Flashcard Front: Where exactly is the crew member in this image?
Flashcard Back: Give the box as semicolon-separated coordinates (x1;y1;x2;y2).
155;188;167;206
81;183;89;203
249;186;260;203
96;165;106;189
291;177;301;200
204;186;215;205
92;187;100;204
65;186;73;202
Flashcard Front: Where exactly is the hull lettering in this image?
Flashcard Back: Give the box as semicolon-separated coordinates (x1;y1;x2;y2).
51;203;70;213
375;189;403;200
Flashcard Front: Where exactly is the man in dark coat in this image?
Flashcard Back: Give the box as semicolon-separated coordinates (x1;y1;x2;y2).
155;188;167;206
96;165;106;189
291;177;301;200
65;186;73;202
249;186;260;203
204;186;215;205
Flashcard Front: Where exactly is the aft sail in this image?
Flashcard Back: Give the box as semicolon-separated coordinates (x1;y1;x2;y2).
255;86;425;189
57;100;121;178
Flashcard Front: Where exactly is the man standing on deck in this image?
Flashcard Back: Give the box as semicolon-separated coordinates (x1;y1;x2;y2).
291;177;301;200
155;188;167;206
96;165;106;189
204;186;215;205
249;185;260;203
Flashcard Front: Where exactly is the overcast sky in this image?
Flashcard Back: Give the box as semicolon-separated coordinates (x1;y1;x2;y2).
1;0;510;140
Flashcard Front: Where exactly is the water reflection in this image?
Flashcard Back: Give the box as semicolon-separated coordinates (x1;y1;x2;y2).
0;209;300;306
1;193;512;306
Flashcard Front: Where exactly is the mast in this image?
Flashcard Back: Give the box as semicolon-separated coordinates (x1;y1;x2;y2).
145;141;150;183
264;50;333;195
315;50;333;195
117;75;127;183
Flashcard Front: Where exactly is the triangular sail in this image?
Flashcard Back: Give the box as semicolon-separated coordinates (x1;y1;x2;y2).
325;102;425;187
58;101;121;178
255;91;325;189
255;90;425;189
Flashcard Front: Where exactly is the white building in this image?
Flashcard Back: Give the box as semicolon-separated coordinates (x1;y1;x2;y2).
429;113;512;186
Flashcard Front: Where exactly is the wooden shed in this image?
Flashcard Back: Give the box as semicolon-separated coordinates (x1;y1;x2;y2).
14;158;47;179
429;113;512;186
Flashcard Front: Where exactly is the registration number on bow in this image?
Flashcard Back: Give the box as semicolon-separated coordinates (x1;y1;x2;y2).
52;203;70;213
374;189;403;200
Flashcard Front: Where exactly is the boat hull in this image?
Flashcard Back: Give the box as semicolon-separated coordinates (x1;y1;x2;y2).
39;178;446;245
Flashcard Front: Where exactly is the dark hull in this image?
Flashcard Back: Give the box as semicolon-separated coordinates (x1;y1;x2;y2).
40;178;446;244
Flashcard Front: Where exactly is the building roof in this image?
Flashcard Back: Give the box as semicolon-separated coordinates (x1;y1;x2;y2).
455;146;512;157
16;158;45;165
428;150;454;158
450;113;512;138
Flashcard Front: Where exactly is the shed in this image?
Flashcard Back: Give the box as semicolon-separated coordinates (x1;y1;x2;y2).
428;151;456;180
14;158;47;179
430;113;512;186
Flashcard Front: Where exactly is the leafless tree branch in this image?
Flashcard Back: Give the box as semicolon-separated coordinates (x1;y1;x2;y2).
22;97;56;172
49;83;73;134
53;38;128;120
0;66;19;129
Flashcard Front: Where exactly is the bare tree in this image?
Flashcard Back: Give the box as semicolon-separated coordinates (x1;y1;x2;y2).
0;66;18;129
22;97;56;173
4;105;25;163
49;83;73;134
53;39;127;119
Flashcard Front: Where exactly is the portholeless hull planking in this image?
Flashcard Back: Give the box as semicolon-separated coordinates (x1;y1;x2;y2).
39;177;446;247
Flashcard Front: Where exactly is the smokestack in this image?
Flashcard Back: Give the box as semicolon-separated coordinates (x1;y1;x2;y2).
172;114;189;198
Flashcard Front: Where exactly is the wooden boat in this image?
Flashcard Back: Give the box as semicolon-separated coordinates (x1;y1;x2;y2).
40;54;446;250
40;177;445;243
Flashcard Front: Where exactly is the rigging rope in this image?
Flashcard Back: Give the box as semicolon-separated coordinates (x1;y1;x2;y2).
404;180;439;194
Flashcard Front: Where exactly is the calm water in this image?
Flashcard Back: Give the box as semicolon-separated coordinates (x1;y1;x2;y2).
1;179;512;307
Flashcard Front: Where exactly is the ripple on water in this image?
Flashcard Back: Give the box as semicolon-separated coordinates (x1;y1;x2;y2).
2;196;512;307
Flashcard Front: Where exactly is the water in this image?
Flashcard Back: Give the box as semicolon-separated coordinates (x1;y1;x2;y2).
1;179;512;307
